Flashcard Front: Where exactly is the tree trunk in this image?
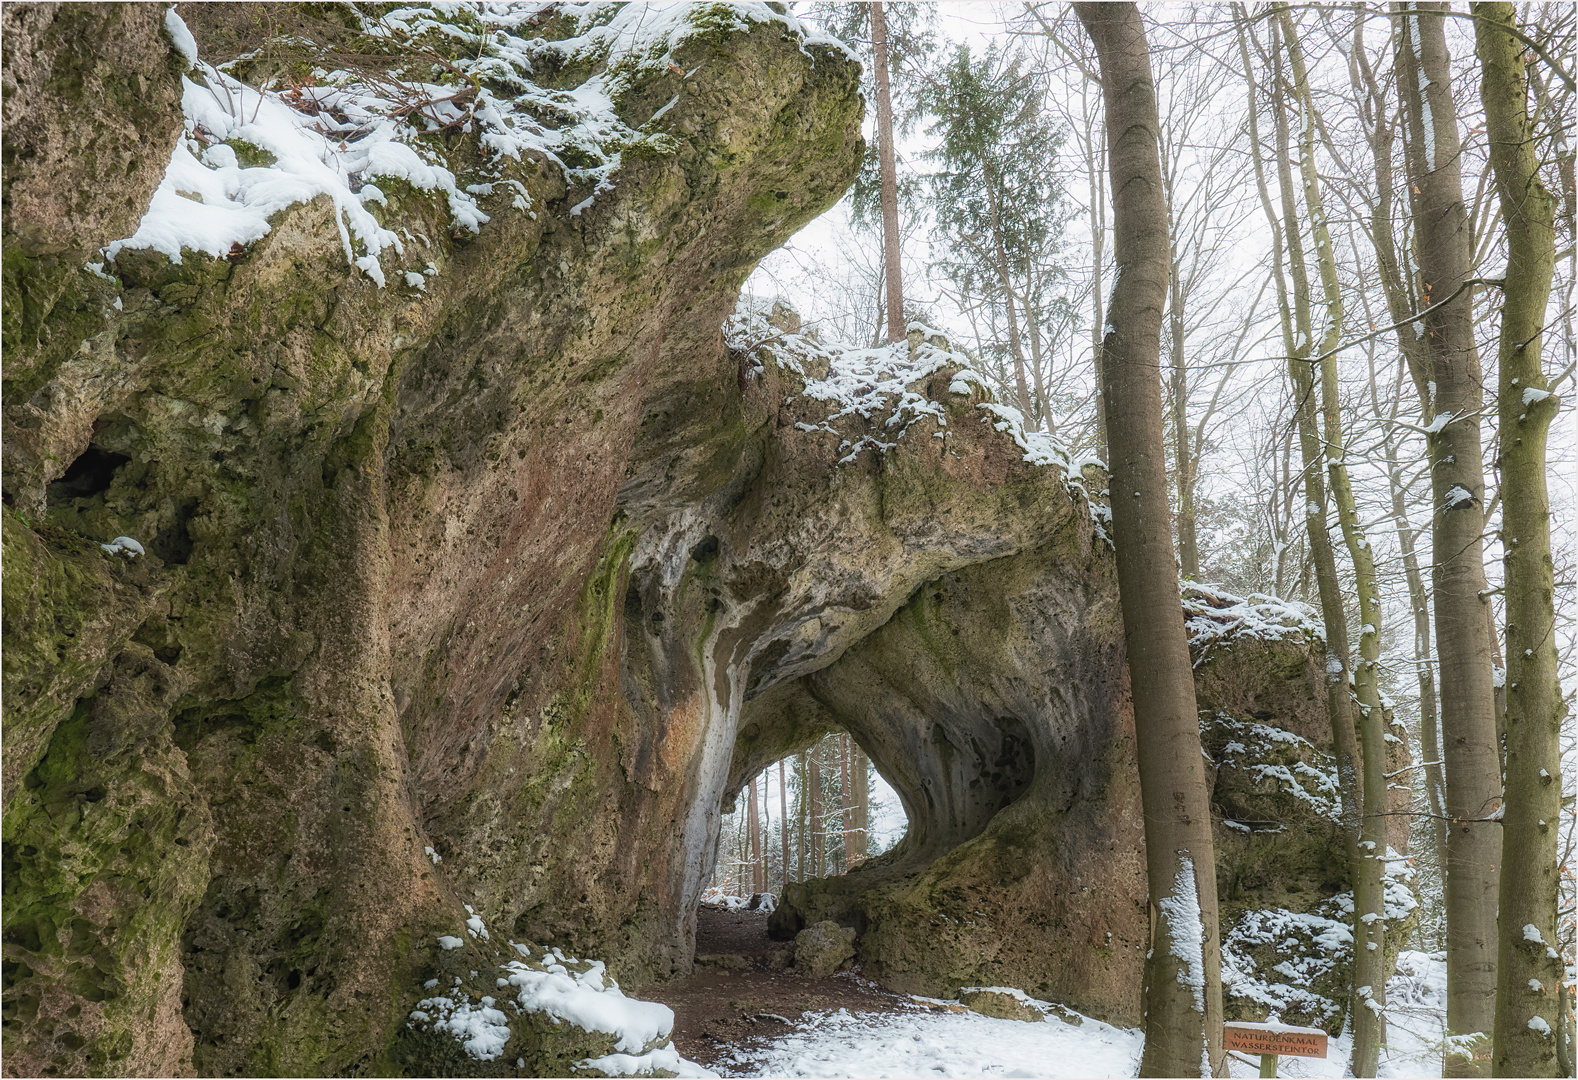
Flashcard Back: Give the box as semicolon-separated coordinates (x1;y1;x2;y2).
1382;388;1448;876
1088;94;1109;457
1075;6;1221;1075
1277;11;1389;1071
984;170;1035;418
853;744;870;860
1475;6;1564;1074
809;748;824;879
1027;273;1054;433
779;759;791;892
870;0;904;344
1346;16;1448;881
1240;10;1372;1067
748;771;763;894
1397;10;1502;1069
839;734;854;871
1168;252;1198;579
796;751;808;882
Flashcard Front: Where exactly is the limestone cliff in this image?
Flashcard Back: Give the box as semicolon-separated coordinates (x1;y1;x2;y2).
3;4;865;1073
1;4;1363;1077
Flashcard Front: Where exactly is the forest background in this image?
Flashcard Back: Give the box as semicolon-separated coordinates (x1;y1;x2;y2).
709;3;1574;1072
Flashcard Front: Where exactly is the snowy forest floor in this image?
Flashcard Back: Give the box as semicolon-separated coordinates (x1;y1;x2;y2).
648;909;1452;1078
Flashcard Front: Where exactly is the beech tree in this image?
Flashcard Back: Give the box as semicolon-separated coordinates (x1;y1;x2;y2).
1396;10;1503;1070
1475;4;1565;1074
1075;5;1222;1075
1338;12;1451;882
1283;9;1392;1072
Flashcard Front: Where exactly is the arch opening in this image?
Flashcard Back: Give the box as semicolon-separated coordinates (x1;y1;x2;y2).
706;731;907;909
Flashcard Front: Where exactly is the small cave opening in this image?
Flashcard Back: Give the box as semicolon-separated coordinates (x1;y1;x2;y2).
700;732;905;955
46;445;131;506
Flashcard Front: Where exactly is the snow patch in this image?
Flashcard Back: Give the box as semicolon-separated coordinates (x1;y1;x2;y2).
164;7;200;68
110;3;845;286
724;297;1110;537
1156;855;1207;1014
99;536;146;558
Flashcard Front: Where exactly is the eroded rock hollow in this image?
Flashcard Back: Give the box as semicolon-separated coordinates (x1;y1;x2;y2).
2;4;1362;1076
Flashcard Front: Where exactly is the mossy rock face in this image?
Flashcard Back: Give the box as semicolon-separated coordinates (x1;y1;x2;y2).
1;3;184;388
959;987;1047;1023
741;532;1147;1024
3;4;1353;1073
390;941;681;1078
4;4;863;1075
1193;631;1412;1036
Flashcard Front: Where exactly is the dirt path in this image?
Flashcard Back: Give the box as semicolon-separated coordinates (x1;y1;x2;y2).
644;906;916;1073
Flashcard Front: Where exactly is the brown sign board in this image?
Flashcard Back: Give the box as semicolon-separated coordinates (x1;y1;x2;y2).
1223;1022;1328;1058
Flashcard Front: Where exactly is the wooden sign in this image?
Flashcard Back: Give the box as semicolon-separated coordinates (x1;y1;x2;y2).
1223;1021;1328;1058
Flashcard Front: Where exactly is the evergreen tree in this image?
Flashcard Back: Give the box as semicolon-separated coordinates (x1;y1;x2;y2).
921;43;1074;428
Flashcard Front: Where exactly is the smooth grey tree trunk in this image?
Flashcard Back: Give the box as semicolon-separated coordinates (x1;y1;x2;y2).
1475;6;1564;1075
1075;6;1222;1075
1397;9;1502;1070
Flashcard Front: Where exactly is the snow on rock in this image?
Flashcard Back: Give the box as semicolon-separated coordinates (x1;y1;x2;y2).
109;3;844;284
411;995;514;1061
1222;905;1351;1031
502;945;674;1056
409;933;712;1076
1183;582;1323;657
724;297;1112;535
99;536;146;558
163;6;199;68
1207;712;1339;822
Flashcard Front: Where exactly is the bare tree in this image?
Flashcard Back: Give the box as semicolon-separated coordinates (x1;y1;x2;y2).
871;0;905;344
1397;9;1503;1069
1475;4;1565;1074
1075;5;1222;1074
780;759;791;891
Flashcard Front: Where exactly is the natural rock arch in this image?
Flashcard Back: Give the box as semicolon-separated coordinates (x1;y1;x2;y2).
0;5;1366;1075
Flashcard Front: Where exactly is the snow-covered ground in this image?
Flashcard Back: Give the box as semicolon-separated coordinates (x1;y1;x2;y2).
717;1005;1142;1079
711;952;1448;1080
1222;951;1449;1079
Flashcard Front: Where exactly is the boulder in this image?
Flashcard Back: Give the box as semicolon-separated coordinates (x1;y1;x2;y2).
794;921;857;978
959;987;1047;1023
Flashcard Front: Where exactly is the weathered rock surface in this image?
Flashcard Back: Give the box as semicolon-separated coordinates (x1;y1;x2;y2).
1186;586;1415;1033
2;5;864;1074
792;921;856;979
1;3;1356;1076
958;986;1047;1023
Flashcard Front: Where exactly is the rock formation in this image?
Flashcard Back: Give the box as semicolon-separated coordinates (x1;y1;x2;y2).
1;4;1373;1076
